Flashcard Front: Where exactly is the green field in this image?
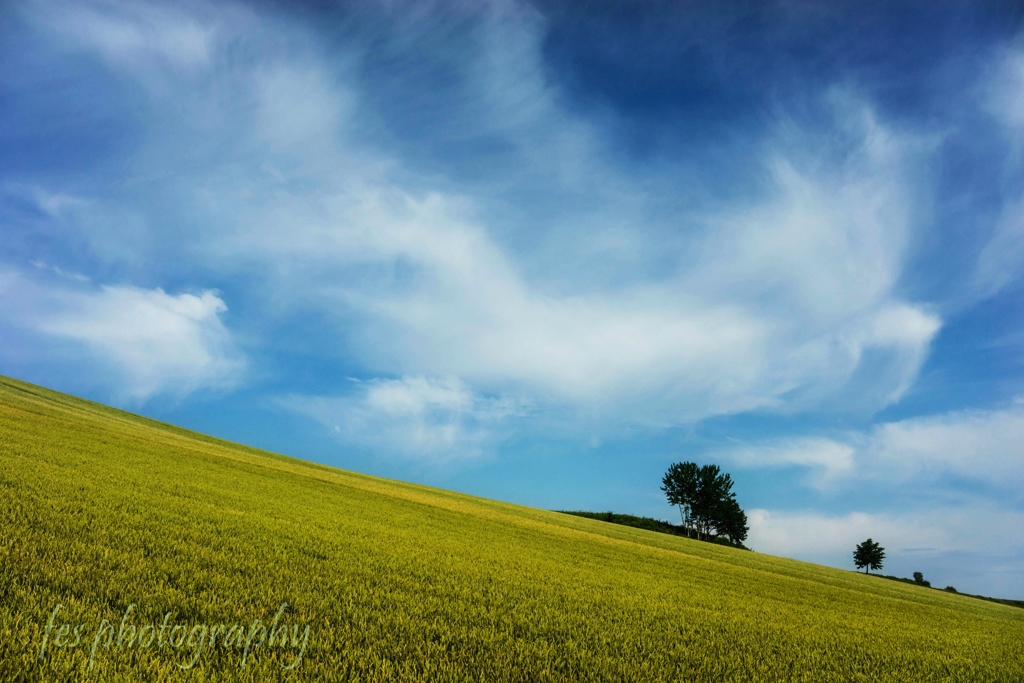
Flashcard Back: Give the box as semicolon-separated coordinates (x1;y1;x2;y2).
1;375;1022;681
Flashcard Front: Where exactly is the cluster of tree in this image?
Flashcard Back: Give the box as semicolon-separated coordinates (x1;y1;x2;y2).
660;462;748;546
913;571;931;587
853;538;885;573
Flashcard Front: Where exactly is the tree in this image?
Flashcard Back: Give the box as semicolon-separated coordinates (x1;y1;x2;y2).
692;464;726;540
714;496;748;546
853;539;885;574
661;462;700;537
661;461;748;545
913;572;930;587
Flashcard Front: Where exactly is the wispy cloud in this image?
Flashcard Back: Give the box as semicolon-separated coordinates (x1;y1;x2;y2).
973;190;1024;301
29;259;90;283
280;376;529;461
26;0;220;85
723;439;856;487
970;46;1024;301
987;46;1024;144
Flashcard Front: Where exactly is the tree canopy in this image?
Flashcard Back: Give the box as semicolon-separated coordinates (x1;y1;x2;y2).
661;461;748;546
853;539;885;574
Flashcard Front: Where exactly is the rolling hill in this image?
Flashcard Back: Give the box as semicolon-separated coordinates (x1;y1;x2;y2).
1;375;1021;681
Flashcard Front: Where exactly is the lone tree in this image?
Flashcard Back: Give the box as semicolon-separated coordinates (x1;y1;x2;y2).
661;461;748;546
853;539;885;574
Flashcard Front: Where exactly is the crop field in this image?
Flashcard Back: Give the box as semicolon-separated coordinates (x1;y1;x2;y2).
1;374;1022;682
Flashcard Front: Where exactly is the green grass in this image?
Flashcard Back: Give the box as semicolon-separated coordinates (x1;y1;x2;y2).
1;374;1022;681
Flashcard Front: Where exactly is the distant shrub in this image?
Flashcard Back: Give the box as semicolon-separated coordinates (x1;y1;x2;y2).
913;572;931;587
944;586;958;593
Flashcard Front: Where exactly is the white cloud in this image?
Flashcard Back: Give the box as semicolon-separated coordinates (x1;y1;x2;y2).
280;376;528;461
724;438;856;486
720;402;1024;491
681;96;941;412
210;101;937;424
19;0;943;427
869;405;1024;486
0;271;244;401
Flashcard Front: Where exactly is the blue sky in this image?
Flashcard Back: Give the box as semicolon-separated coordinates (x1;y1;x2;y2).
2;0;1023;597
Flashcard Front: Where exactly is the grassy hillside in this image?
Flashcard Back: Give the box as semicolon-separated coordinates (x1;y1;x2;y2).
1;375;1022;682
